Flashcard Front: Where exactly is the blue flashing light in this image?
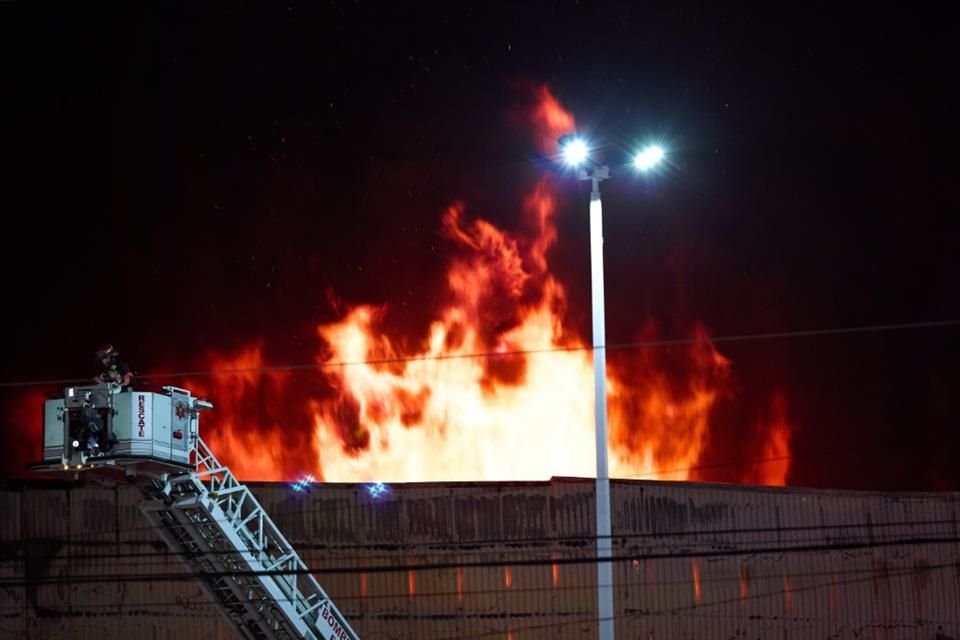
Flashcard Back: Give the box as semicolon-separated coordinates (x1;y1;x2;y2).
367;482;390;499
290;474;316;493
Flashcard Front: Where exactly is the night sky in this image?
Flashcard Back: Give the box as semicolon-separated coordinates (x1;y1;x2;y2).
4;3;959;489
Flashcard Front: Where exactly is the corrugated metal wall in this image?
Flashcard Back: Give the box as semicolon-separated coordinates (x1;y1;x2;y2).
612;482;960;639
1;478;957;639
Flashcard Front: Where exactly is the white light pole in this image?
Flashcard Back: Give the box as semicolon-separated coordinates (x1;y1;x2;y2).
559;136;665;640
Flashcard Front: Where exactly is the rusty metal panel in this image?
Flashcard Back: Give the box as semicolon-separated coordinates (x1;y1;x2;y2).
612;480;960;640
2;479;958;639
0;482;230;640
254;479;601;639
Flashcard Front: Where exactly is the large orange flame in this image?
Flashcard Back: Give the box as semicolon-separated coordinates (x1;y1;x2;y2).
607;325;732;481
193;86;791;484
302;87;791;483
10;86;792;486
312;187;601;481
185;345;320;480
307;177;753;481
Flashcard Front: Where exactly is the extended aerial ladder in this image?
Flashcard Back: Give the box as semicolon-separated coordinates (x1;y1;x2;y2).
30;382;360;640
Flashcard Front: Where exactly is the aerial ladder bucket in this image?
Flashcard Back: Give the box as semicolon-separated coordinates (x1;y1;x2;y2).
30;382;360;640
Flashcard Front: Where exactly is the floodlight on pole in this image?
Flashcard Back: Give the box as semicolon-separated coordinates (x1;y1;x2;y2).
556;133;614;640
560;136;590;167
633;144;665;172
555;134;668;640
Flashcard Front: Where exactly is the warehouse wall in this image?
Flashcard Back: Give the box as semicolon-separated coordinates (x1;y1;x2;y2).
0;478;957;639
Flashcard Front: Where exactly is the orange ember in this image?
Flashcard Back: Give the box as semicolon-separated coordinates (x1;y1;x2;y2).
175;86;792;486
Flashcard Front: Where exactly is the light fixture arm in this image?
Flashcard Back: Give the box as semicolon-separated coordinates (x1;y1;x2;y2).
578;164;610;197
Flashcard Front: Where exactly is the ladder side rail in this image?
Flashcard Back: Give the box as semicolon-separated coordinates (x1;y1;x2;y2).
144;492;300;639
228;488;360;638
195;492;315;639
198;475;330;618
191;440;323;578
140;499;270;640
223;483;338;616
191;438;360;638
154;498;282;627
186;476;277;566
143;481;296;639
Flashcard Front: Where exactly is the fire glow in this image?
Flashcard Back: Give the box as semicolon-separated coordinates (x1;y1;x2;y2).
294;88;789;484
305;187;746;482
80;86;791;487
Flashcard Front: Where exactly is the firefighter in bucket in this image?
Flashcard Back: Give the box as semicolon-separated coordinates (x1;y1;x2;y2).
72;344;130;455
94;344;133;387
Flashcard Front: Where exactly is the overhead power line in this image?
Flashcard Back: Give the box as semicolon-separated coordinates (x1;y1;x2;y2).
0;561;948;610
1;559;955;637
448;561;960;640
4;562;954;640
1;534;956;588
0;318;957;389
4;515;955;565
